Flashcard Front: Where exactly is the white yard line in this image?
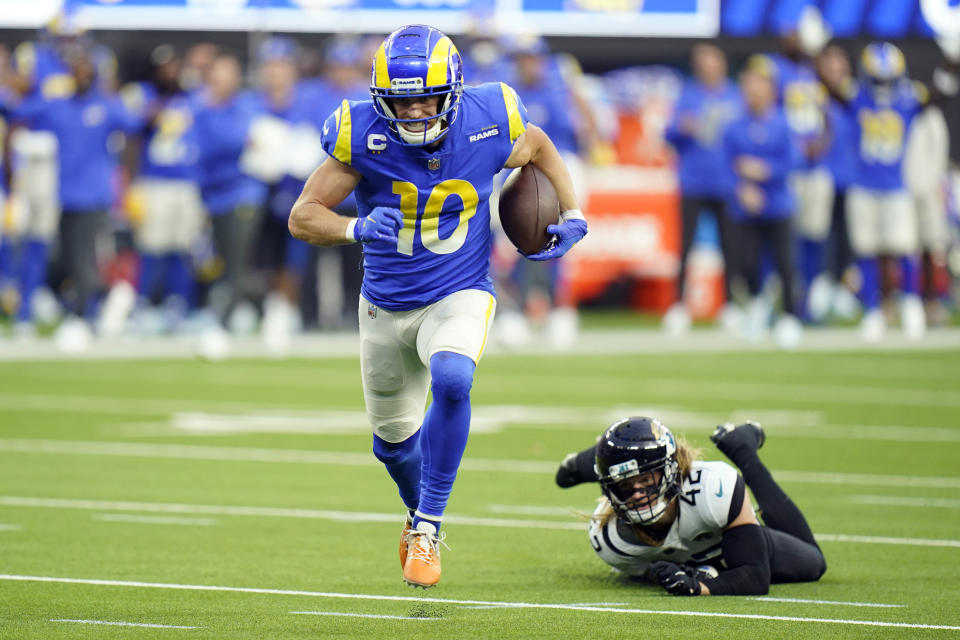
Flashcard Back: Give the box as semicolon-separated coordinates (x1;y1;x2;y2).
0;524;23;531
290;611;439;621
816;534;960;548
1;575;952;631
3;495;959;548
3;439;959;487
94;514;218;526
850;495;960;509
749;597;904;608
50;619;200;629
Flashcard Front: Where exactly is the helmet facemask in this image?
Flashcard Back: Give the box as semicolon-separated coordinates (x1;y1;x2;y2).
370;25;464;147
601;456;681;525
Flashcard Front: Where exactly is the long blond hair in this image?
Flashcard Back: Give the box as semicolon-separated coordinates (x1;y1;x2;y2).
594;435;701;527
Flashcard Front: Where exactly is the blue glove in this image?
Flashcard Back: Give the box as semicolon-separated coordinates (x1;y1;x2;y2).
354;207;403;245
525;209;588;261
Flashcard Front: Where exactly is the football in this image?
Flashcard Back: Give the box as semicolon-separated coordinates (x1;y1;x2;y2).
498;164;560;255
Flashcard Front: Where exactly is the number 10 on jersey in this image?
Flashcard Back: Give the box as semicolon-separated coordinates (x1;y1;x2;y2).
392;180;479;256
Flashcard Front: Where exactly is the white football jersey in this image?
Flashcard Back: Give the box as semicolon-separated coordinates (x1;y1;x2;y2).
588;460;746;577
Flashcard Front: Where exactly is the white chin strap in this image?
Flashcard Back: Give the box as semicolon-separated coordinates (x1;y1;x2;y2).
398;119;444;145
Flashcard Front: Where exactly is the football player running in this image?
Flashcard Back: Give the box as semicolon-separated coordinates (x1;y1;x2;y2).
555;418;826;595
289;25;586;588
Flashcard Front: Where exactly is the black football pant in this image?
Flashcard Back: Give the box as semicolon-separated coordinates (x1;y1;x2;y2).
732;450;827;583
678;196;734;301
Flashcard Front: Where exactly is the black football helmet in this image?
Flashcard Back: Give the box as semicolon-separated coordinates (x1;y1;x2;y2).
596;417;681;525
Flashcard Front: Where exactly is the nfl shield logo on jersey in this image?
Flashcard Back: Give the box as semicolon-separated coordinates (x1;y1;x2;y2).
427;156;441;171
368;304;377;319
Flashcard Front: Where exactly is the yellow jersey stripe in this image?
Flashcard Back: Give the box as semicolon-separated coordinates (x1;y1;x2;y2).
500;83;526;142
373;43;390;89
333;100;352;165
426;37;453;87
476;293;496;361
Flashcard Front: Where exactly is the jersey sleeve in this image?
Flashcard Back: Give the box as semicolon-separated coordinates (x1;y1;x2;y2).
696;461;743;529
320;100;354;167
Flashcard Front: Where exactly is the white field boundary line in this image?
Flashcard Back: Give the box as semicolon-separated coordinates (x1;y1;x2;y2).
94;514;218;526
0;524;23;531
0;575;953;631
850;495;960;509
749;597;905;608
290;611;440;621
3;439;960;488
2;496;959;548
50;619;200;629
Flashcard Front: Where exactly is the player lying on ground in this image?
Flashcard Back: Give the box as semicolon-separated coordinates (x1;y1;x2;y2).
556;418;826;595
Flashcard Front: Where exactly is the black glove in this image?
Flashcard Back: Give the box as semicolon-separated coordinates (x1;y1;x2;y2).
648;561;702;596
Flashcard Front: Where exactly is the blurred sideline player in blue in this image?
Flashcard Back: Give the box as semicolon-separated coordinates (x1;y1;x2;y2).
823;42;954;341
812;43;860;323
299;38;369;331
192;52;266;352
0;13;117;334
11;43;140;344
244;36;319;352
289;24;587;588
757;14;834;323
121;44;202;334
661;43;742;336
722;58;803;348
495;34;594;349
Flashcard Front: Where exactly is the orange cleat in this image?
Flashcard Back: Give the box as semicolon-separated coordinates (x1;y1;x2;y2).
399;517;413;568
402;526;447;589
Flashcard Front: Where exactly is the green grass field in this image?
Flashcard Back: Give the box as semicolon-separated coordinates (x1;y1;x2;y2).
1;344;959;638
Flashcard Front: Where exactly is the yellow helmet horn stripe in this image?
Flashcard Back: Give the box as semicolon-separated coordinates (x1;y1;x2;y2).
426;36;453;87
373;42;390;89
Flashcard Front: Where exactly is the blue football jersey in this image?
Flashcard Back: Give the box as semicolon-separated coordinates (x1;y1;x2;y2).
847;80;924;192
766;54;828;168
321;82;529;311
121;81;198;180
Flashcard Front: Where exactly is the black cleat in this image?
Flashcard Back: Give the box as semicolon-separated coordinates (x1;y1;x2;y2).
555;452;584;488
711;421;765;461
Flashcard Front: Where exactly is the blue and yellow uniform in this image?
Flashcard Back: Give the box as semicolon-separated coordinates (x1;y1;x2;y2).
320;81;529;311
847;79;924;192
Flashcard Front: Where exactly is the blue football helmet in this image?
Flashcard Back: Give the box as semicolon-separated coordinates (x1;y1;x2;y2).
596;417;681;525
860;42;906;89
370;24;464;146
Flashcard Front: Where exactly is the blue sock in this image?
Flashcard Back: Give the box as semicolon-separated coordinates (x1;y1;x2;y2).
414;351;476;533
899;255;919;296
857;256;881;311
164;252;194;306
0;238;16;284
800;237;824;288
16;239;49;323
138;253;163;303
373;431;422;512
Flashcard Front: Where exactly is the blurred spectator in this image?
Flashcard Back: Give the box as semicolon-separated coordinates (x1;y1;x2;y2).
661;43;742;336
13;43;140;345
120;44;202;334
0;16;117;334
180;42;218;93
299;37;367;331
812;43;860;323
495;34;589;349
192;52;265;346
824;42;933;341
757;26;834;323
722;58;802;348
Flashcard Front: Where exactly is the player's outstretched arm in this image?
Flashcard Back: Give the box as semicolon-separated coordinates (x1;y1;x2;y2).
289;156;362;247
505;124;587;261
